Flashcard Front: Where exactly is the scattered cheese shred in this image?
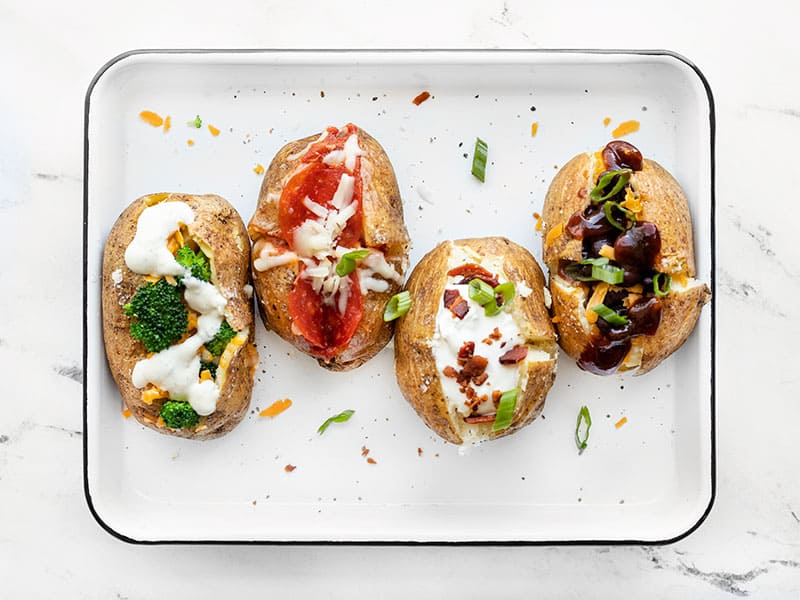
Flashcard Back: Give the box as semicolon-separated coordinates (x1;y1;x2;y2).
253;163;265;175
620;187;642;215
612;120;640;138
163;115;171;133
598;244;616;261
615;416;628;429
139;110;164;127
199;369;212;382
122;408;132;419
585;282;609;324
141;385;167;405
187;311;198;331
531;122;539;137
545;222;564;247
603;117;611;127
208;124;220;136
533;212;543;232
195;424;207;433
187;139;195;146
367;457;377;465
259;398;292;418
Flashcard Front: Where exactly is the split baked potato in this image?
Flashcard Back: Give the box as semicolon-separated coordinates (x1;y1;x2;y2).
542;140;711;375
394;237;558;445
102;192;258;439
248;123;410;371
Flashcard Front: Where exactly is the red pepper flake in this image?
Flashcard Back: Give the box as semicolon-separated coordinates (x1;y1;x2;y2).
366;457;377;465
361;446;370;456
464;414;496;424
284;464;296;472
412;91;431;105
499;345;529;365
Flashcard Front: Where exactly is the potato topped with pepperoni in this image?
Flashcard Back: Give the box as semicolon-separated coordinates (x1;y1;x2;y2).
248;124;410;370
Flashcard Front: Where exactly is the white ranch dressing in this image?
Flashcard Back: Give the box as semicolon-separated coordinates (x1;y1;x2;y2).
125;201;229;416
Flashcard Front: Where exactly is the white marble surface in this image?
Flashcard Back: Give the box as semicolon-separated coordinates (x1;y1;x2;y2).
1;0;798;597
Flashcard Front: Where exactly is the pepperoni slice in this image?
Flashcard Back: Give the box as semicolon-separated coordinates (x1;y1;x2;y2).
288;269;364;359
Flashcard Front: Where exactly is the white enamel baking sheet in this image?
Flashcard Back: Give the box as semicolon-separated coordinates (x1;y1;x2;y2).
84;50;714;543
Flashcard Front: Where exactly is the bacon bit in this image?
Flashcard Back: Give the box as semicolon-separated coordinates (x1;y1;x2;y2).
473;372;489;386
464;414;496;424
412;91;431;105
122;408;132;419
187;139;195;146
139;110;163;127
366;457;377;465
442;366;458;378
615;416;628;429
253;163;265;175
458;341;475;360
482;337;494;345
491;390;502;404
417;447;423;456
533;212;543;232
603;117;611;127
259;398;292;418
499;345;529;365
461;355;488;379
490;327;502;341
530;122;539;137
361;446;370;456
612;120;640;138
163;115;171;133
208;124;220;136
442;289;470;320
284;464;296;472
448;263;500;288
545;222;564;247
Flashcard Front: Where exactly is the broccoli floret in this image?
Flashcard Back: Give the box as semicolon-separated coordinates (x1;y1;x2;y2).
199;360;218;379
205;320;237;357
123;279;188;353
159;400;200;429
175;244;211;282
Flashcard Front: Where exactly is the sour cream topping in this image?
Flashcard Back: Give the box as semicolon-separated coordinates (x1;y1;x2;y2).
125;201;229;416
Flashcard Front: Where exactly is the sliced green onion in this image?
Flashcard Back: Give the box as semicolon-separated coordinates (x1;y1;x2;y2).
575;405;592;454
494;282;515;309
471;137;488;182
483;300;501;317
317;409;355;434
589;168;632;203
653;272;672;298
335;249;371;276
383;291;412;321
468;279;495;305
591;263;625;285
188;114;202;128
493;388;519;432
591;303;630;326
603;201;635;231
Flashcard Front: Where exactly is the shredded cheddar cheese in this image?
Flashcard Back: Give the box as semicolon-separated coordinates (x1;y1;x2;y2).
259;398;293;418
187;311;198;331
195;424;207;433
122;408;132;419
187;139;195;146
163;115;171;133
144;275;160;283
142;385;167;405
139;110;163;127
166;229;184;254
603;117;611;127
545;222;564;247
612;120;640;138
533;212;543;232
598;244;616;261
531;122;539;137
615;416;628;429
208;124;220;136
620;187;642;215
145;193;170;206
585;282;609;324
674;272;689;287
199;369;212;382
219;333;247;370
253;163;265;175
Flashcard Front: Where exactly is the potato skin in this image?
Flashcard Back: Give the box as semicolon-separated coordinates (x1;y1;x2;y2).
102;193;258;440
248;126;410;371
542;151;710;375
394;237;558;445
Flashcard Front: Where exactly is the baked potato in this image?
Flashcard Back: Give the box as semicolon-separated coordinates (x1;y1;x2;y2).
248;123;410;371
394;237;558;445
542;140;711;375
102;192;258;439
